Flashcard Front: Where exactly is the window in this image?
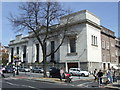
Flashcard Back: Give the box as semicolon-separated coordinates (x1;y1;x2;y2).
36;44;39;62
106;41;109;50
115;50;118;56
108;63;110;69
51;41;55;61
102;40;105;49
119;56;120;64
69;37;76;53
96;37;97;45
11;48;14;63
91;35;94;44
91;35;98;46
111;42;114;47
102;54;106;62
16;47;19;54
94;36;95;45
23;46;26;58
103;63;106;70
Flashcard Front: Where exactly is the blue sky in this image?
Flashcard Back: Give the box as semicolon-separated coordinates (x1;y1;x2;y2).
2;2;118;46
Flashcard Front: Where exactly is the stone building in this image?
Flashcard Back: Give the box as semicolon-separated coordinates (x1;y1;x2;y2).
115;38;120;69
8;10;119;72
101;26;116;70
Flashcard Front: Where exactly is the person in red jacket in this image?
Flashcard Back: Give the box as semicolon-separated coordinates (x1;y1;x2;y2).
65;72;72;83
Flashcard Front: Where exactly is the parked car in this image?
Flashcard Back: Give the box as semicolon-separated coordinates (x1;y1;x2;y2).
3;66;14;73
69;68;89;77
19;67;30;72
32;67;44;73
49;67;60;78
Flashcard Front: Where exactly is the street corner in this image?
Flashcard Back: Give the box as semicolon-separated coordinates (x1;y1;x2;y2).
104;83;120;90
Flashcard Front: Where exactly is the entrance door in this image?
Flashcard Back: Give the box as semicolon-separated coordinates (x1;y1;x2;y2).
67;63;78;71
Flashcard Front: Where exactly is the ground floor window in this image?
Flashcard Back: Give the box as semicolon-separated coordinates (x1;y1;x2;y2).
108;63;110;69
103;63;106;70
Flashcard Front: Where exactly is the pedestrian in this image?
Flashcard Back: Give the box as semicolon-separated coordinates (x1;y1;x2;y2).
107;69;113;83
93;69;98;81
65;72;72;83
13;68;16;77
97;69;103;86
0;68;5;78
112;69;117;82
60;67;65;81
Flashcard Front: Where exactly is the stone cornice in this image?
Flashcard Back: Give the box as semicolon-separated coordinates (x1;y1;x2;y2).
9;40;28;46
101;31;116;39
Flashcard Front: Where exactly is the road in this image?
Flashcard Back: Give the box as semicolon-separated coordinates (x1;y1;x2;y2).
2;78;78;89
0;72;113;90
1;78;111;90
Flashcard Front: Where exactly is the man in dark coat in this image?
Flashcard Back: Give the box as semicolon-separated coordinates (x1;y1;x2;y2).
97;69;103;85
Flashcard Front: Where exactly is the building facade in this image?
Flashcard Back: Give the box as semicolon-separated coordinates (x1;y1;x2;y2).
115;38;120;68
8;10;119;72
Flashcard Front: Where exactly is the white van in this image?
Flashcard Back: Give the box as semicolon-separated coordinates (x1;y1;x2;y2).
69;68;89;77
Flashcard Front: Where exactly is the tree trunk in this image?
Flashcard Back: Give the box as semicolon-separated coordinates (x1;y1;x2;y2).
43;46;47;77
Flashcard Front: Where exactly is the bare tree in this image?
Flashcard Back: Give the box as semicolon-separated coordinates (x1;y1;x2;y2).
9;2;72;77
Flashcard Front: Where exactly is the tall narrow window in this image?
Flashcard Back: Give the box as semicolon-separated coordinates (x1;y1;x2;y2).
119;56;120;64
91;35;93;44
51;41;55;61
102;40;105;49
36;44;39;62
23;46;26;58
106;41;109;50
103;63;106;70
69;37;76;53
108;63;110;69
11;48;14;63
16;47;19;54
94;36;95;45
91;35;98;46
96;37;97;45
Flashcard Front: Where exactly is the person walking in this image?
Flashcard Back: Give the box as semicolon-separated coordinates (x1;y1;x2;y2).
60;67;65;81
13;68;16;77
107;69;113;83
112;69;117;82
97;69;103;86
93;69;98;81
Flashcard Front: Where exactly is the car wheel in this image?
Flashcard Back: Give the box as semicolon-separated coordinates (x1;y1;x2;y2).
81;73;85;77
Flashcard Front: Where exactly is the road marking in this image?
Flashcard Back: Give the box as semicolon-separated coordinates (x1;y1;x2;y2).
6;81;20;86
5;81;36;89
77;81;94;87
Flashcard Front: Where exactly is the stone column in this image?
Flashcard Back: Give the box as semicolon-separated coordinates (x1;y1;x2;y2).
21;46;23;62
78;61;80;68
65;62;68;72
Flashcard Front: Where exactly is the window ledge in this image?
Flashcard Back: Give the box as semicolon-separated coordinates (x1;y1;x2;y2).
91;44;98;47
67;52;77;56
